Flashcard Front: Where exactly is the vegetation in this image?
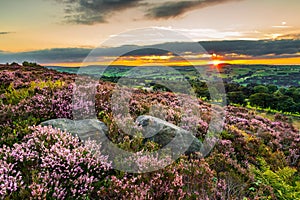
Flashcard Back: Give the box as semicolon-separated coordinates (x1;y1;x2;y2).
48;64;300;114
0;63;299;199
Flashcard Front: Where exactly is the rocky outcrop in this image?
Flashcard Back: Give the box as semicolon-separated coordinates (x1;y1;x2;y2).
41;116;202;155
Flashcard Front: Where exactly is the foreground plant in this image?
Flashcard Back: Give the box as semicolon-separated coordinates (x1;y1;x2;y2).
0;126;111;199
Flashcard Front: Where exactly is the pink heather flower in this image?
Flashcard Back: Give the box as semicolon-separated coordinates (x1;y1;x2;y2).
0;125;112;199
0;160;23;196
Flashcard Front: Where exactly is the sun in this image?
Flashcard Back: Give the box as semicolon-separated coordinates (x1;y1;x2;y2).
210;53;224;66
211;59;223;66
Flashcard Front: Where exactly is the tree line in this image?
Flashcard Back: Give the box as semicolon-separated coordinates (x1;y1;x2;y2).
191;80;300;114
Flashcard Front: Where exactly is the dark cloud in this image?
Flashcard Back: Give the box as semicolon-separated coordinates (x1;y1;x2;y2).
55;0;243;24
123;48;170;56
146;1;196;19
199;39;300;56
0;48;91;64
146;0;242;19
0;39;299;64
0;32;12;35
58;0;142;25
276;33;300;40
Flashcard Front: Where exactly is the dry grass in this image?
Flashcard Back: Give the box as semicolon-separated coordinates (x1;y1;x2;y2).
257;111;300;130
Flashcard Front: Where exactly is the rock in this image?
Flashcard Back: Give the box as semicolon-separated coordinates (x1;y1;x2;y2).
41;116;202;155
136;115;202;154
41;118;108;142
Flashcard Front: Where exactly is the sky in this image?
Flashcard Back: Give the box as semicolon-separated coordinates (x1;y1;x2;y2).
0;0;299;66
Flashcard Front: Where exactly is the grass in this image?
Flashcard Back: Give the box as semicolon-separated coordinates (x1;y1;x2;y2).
258;111;300;130
231;103;300;130
292;118;300;130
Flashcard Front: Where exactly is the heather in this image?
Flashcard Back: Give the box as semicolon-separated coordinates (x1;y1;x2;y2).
49;65;300;114
0;63;300;199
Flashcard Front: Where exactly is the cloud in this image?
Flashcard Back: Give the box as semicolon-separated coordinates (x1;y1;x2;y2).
272;25;292;29
122;48;170;56
276;33;300;40
146;0;242;19
198;39;300;56
55;0;243;24
272;22;292;29
0;46;169;64
0;48;91;64
153;27;243;40
0;32;12;35
146;1;196;19
57;0;143;25
0;39;299;64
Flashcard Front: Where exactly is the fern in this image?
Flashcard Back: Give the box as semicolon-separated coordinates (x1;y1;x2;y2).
3;80;65;105
251;158;300;200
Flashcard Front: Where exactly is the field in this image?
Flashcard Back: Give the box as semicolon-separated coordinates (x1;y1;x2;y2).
47;64;300;115
254;110;300;129
47;64;300;87
219;65;300;87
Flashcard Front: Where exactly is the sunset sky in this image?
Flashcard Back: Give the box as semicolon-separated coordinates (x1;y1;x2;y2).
0;0;299;66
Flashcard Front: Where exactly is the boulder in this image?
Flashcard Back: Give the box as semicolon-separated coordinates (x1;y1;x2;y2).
41;116;203;155
136;115;202;154
41;118;108;142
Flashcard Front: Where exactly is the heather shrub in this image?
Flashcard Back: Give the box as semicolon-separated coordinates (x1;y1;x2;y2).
0;126;112;199
100;156;220;199
2;80;65;105
0;82;73;147
0;159;24;198
1;66;300;199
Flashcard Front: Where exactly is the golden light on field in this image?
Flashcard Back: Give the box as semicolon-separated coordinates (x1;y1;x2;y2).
229;57;300;65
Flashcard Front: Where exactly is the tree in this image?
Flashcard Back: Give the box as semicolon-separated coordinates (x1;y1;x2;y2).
279;87;287;95
152;84;171;92
291;103;300;113
225;83;241;93
291;88;300;103
249;93;274;108
254;85;269;93
192;81;210;99
275;96;295;112
227;91;246;105
22;61;40;67
267;84;278;94
22;61;30;66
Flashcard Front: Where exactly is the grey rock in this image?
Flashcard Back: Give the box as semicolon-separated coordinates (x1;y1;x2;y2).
41;118;108;142
41;116;202;155
136;115;202;154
